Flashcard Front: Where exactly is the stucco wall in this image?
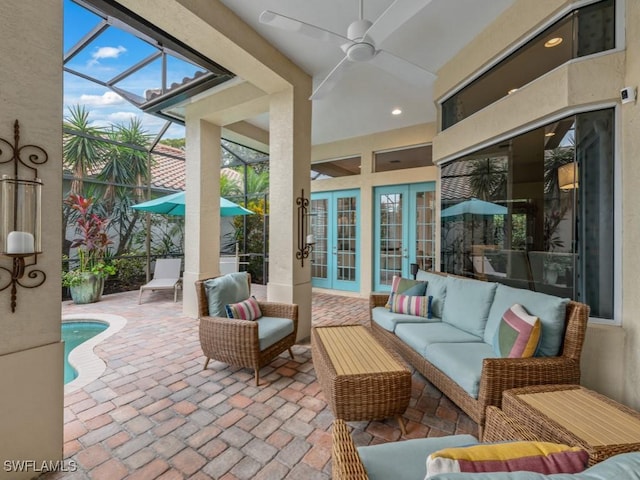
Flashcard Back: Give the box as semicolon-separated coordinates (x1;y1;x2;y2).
0;0;64;478
433;0;637;408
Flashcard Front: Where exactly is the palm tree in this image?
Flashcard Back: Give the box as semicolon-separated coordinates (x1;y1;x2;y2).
63;104;107;195
468;157;506;201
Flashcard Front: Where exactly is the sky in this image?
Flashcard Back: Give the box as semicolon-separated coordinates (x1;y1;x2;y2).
63;0;197;139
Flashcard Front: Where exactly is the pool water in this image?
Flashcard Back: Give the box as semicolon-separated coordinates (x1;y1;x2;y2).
62;322;107;384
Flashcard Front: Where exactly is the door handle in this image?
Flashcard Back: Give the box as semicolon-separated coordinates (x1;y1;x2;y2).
403;248;408;259
332;246;337;255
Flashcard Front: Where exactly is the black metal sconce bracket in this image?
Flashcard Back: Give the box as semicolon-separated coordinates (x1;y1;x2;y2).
0;120;47;312
296;188;313;267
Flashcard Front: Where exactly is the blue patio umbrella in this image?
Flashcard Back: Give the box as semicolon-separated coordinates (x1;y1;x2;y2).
131;191;253;217
441;198;507;217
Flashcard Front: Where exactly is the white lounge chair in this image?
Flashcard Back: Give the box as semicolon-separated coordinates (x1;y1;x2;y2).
138;258;182;304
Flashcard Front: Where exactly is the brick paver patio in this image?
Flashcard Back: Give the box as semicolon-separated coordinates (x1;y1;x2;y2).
44;285;477;479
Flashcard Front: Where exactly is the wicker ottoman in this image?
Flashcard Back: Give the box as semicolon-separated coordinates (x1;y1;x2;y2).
311;325;411;434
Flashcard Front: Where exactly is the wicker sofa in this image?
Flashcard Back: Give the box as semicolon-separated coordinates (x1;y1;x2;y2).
370;271;589;429
332;417;640;480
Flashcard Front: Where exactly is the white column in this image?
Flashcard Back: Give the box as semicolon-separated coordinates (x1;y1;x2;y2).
268;86;313;340
183;118;221;317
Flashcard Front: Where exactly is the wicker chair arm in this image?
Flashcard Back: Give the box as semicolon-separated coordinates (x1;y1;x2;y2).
478;356;580;410
369;293;389;318
199;315;260;363
258;301;298;323
332;420;369;480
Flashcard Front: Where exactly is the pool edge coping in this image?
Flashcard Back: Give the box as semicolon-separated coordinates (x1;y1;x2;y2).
63;313;127;394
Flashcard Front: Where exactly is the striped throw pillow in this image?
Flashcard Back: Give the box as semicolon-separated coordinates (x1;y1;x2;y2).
426;441;588;477
385;275;428;309
495;304;542;358
225;296;262;321
390;293;429;317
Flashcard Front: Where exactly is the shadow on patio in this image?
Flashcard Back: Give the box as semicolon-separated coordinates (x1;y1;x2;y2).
46;286;476;479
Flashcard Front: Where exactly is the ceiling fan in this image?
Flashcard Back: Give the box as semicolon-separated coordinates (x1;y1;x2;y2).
259;0;435;100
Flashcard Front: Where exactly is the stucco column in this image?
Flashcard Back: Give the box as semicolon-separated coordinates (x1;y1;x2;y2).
183;118;221;317
268;87;313;340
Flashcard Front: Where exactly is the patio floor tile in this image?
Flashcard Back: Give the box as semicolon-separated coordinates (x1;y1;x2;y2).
44;287;477;478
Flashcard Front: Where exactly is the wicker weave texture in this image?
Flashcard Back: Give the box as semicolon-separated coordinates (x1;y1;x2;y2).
312;326;411;423
195;275;298;383
332;419;369;480
503;385;640;465
482;406;539;443
369;289;589;428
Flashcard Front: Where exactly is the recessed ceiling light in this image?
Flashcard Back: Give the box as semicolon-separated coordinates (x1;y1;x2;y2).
508;88;518;95
391;108;402;115
545;132;556;137
544;37;563;48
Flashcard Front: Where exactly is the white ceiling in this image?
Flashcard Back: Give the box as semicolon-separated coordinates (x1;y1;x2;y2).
218;0;516;146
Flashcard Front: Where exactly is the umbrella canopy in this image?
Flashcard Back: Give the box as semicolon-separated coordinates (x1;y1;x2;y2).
131;191;253;217
441;198;507;217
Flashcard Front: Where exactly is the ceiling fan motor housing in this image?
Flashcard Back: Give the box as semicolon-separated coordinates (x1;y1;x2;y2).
345;19;375;61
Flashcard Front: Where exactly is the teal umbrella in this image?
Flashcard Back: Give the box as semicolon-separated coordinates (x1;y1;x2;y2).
441;198;507;217
131;191;253;217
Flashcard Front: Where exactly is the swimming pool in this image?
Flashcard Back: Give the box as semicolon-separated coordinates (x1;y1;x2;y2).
62;322;108;383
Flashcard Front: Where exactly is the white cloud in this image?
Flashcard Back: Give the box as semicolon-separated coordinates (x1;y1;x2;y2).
89;45;126;66
107;111;138;123
79;91;125;107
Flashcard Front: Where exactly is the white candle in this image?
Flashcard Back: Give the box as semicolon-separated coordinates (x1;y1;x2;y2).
306;234;315;245
6;231;35;254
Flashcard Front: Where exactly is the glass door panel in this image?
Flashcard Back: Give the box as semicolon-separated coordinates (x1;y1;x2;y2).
310;197;328;287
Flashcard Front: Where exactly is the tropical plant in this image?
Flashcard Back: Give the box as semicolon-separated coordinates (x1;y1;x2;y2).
63;104;107;195
468;157;507;201
62;194;116;287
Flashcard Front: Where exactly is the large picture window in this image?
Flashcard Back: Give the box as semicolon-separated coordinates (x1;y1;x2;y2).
440;109;614;320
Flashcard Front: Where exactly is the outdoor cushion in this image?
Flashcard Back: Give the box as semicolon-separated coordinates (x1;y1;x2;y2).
357;434;478;480
494;304;541;358
386;275;428;308
372;306;438;332
426;441;588;478
484;284;569;357
226;296;262;321
427;452;640;480
204;272;251;317
257;316;294;351
425;342;496;398
441;276;497;337
391;293;430;317
395;323;483;357
416;270;448;317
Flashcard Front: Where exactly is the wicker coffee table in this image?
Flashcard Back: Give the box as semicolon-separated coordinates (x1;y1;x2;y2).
311;325;411;434
502;384;640;464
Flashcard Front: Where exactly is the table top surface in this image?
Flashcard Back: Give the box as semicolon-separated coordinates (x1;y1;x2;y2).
314;325;406;376
508;386;640;447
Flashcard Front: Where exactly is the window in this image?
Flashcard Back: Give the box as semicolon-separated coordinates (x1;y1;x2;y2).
442;0;615;130
374;145;433;173
440;109;615;320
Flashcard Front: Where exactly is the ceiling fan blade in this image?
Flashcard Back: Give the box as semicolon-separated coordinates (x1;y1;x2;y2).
259;10;350;47
365;0;434;45
370;50;435;87
310;56;352;100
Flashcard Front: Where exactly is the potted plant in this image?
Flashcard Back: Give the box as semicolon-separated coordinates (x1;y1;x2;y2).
62;194;116;304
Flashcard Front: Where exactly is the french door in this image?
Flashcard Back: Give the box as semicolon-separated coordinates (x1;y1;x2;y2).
310;190;360;292
374;183;436;291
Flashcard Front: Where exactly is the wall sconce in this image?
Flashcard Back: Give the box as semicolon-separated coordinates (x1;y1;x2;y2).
558;162;578;190
410;263;419;280
0;120;46;312
296;188;315;267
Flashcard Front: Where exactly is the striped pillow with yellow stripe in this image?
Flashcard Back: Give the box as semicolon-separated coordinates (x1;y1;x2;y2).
425;441;588;477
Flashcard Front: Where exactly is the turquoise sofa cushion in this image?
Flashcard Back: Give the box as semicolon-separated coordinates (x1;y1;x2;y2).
484;284;570;357
204;272;251;317
428;452;640;479
416;270;448;317
357;434;478;480
256;316;294;351
395;323;483;357
425;342;496;398
441;277;497;337
372;306;438;332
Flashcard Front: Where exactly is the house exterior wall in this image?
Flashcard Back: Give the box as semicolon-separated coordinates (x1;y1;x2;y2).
311;123;438;296
433;0;638;408
0;0;64;478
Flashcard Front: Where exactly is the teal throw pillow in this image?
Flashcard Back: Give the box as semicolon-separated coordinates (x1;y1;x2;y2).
204;272;250;317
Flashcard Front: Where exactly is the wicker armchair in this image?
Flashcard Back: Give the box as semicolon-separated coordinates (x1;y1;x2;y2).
196;275;298;386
